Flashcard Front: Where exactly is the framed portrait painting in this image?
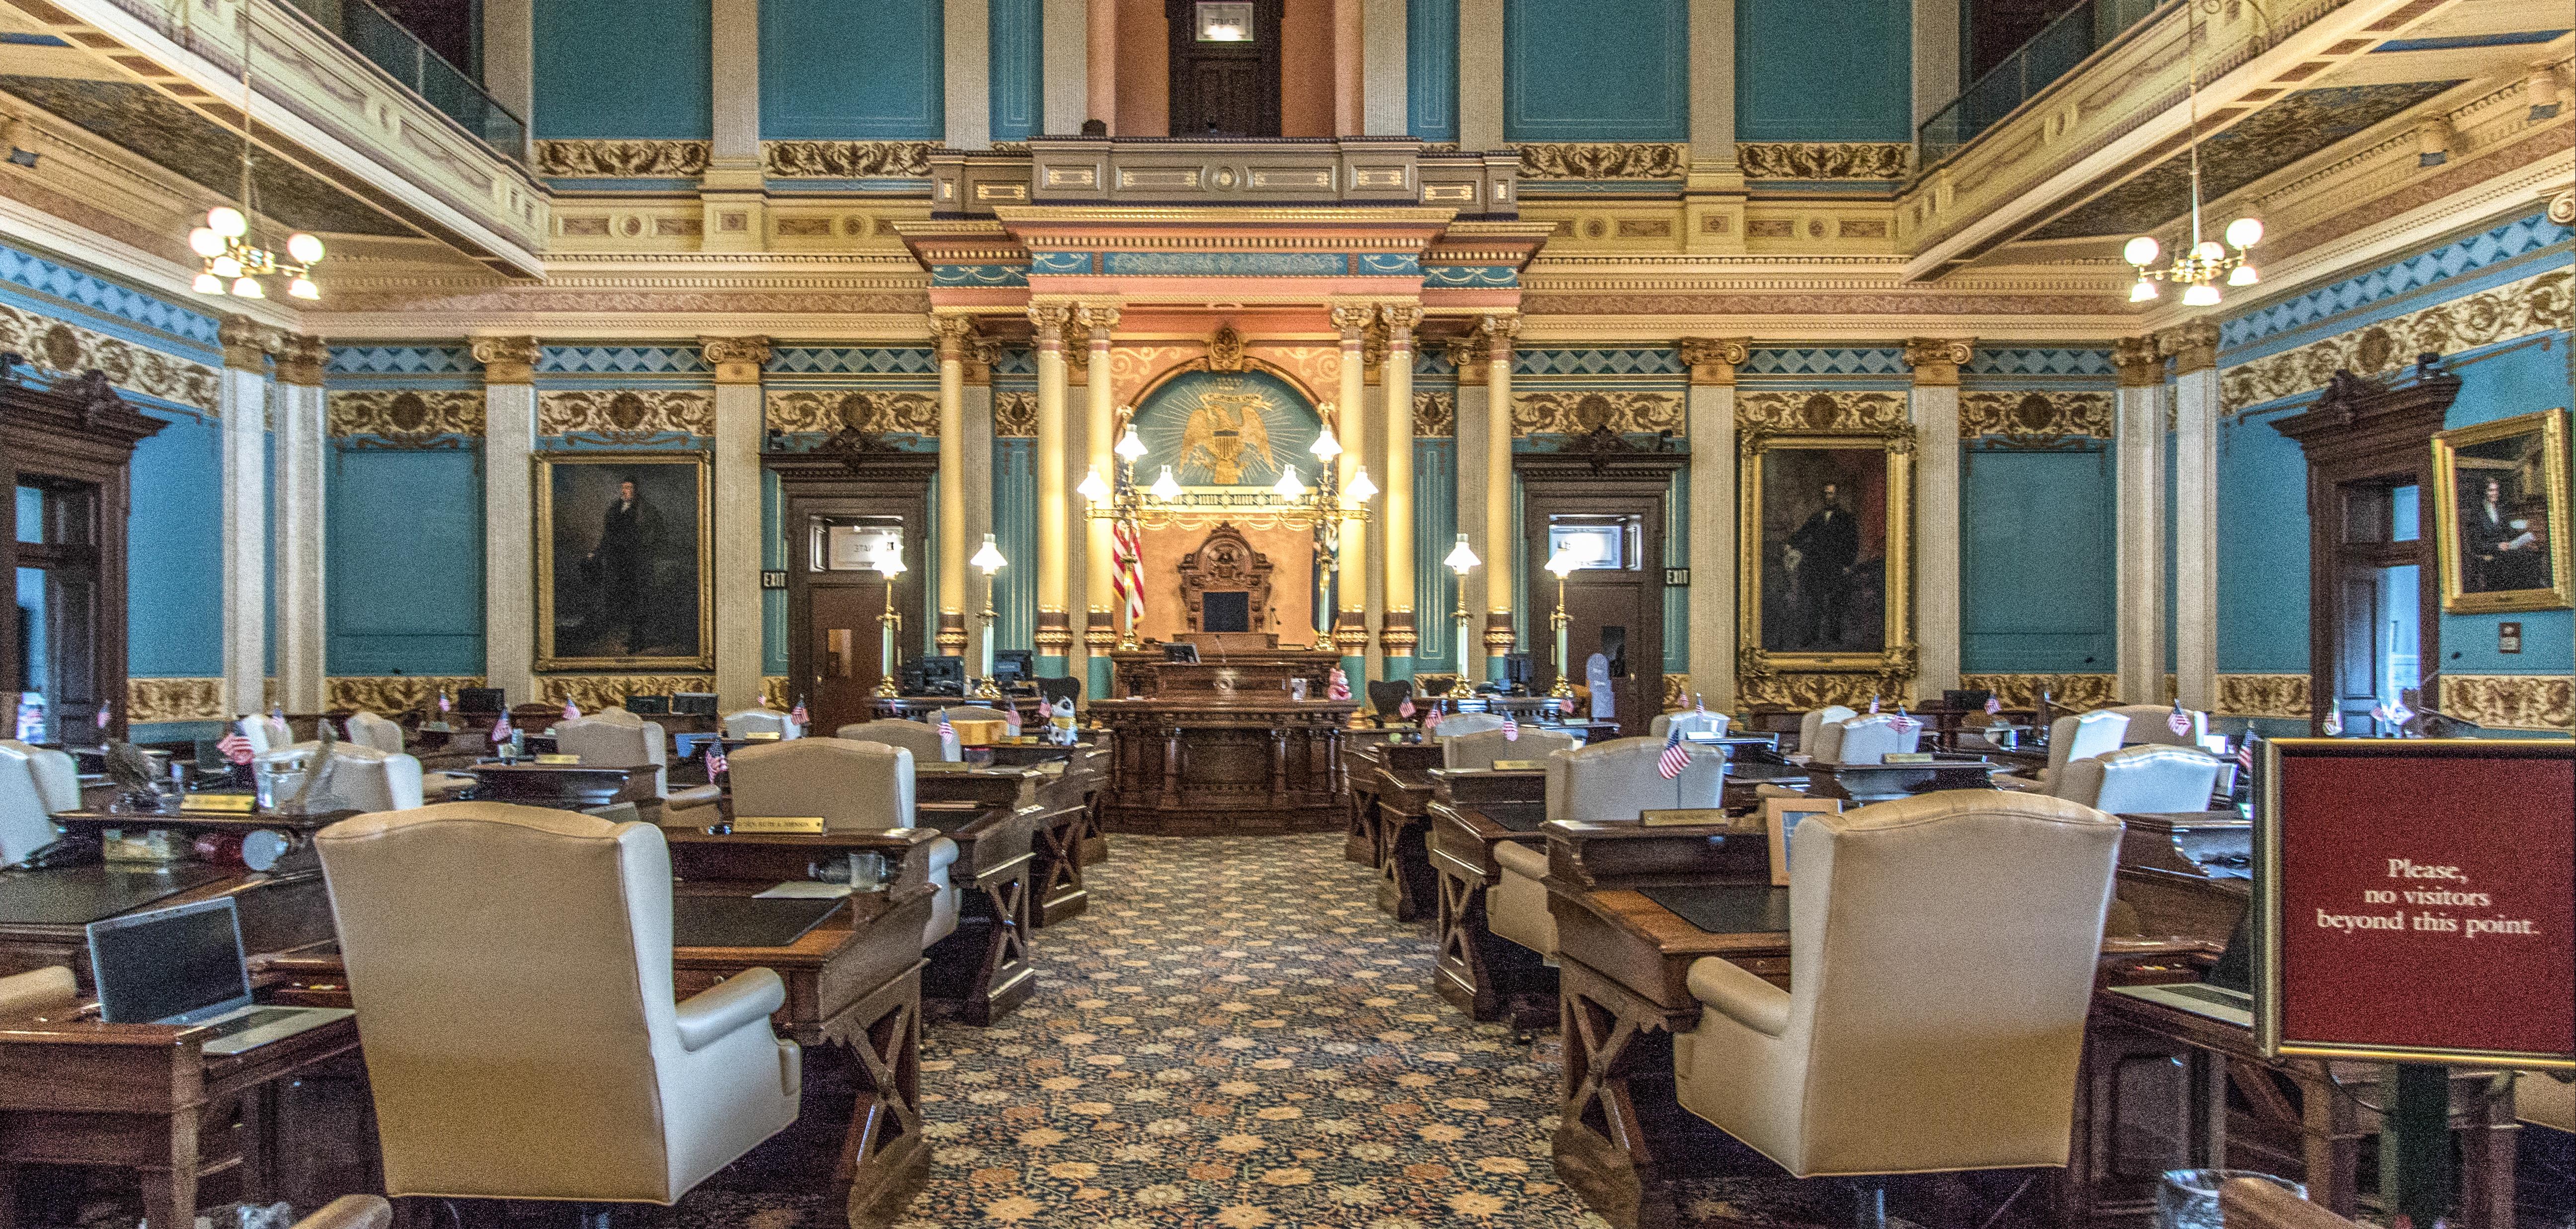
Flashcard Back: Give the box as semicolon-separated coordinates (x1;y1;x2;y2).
535;453;714;671
1737;431;1914;674
2432;408;2572;614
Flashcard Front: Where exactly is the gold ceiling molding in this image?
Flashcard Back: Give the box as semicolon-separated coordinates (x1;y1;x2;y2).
327;675;487;715
765;388;939;436
765;141;937;178
2220;269;2570;413
1735;389;1908;433
2218;673;2311;719
128;677;223;724
538;389;715;439
1959;391;2114;440
1514;143;1689;180
1513;389;1684;437
537;675;715;711
534;139;710;178
327;390;486;442
2437;674;2572;732
1960;673;2120;712
1413;390;1455;437
0;306;218;412
1737;143;1912;180
1735;665;1911;711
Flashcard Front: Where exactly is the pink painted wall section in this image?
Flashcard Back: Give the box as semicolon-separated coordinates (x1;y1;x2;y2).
1116;0;1169;135
1279;0;1333;137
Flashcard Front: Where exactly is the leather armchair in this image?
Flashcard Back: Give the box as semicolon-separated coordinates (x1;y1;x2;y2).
0;739;77;865
1793;706;1858;759
2056;744;2225;813
239;714;298;755
835;719;960;763
723;709;800;740
2105;704;2205;747
2521;1071;2574;1134
1673;791;2122;1177
1431;712;1507;738
1493;737;1725;959
585;708;647;729
1651;711;1730;740
1442;727;1576;770
284;744;429;814
939;706;1015;725
555;716;671;798
1820;715;1924;766
348;713;469;799
1997;710;2128;792
0;965;74;1018
314;803;800;1205
727;738;960;947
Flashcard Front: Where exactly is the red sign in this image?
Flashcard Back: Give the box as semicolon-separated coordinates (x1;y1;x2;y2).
2262;739;2575;1065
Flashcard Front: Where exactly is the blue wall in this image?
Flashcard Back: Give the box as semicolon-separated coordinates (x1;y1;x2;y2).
533;0;712;139
1736;0;1913;142
1407;0;1459;142
1503;0;1688;141
761;0;945;140
2214;421;2309;673
325;450;486;675
2435;336;2574;675
129;411;224;678
989;0;1044;141
1961;445;2115;673
991;437;1037;653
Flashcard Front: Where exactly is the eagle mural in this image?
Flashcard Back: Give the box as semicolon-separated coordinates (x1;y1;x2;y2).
1132;370;1322;487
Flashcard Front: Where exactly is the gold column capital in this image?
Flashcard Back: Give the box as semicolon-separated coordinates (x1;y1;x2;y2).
1079;303;1122;338
966;336;1003;385
2112;335;2165;387
1479;313;1520;360
219;315;279;371
1903;337;1975;387
471;335;541;384
1379;303;1423;335
275;333;329;387
1027;303;1074;341
1678;336;1750;386
2157;319;2221;375
1444;337;1486;385
1330;302;1377;336
931;314;978;361
699;335;772;385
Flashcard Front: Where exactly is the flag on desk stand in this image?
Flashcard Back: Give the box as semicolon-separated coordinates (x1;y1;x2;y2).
217;729;255;766
1421;707;1441;740
1501;711;1520;742
790;697;810;728
563;699;581;722
1657;725;1692;780
489;709;513;745
1867;695;1880;714
1695;693;1708;717
1004;703;1023;737
1397;696;1415;720
937;709;954;739
437;690;453;715
704;739;728;778
1983;696;2003;717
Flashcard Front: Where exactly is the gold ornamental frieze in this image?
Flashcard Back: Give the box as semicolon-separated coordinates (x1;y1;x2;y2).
534;139;711;178
327;390;486;443
1514;143;1688;180
766;389;939;437
1737;143;1912;180
539;389;715;441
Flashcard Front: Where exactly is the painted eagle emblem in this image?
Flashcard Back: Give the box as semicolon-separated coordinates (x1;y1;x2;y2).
1177;392;1275;485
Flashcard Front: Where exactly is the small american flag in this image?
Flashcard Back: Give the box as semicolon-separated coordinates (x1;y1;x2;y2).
563;699;581;721
1892;705;1917;734
1657;726;1692;780
2237;737;2255;772
937;710;954;737
2169;703;2194;737
437;690;452;713
216;731;254;766
1397;696;1415;719
1867;695;1880;714
95;705;111;730
489;709;513;744
1005;704;1023;735
1501;711;1520;742
1422;707;1442;736
1983;696;2003;716
704;740;728;777
791;699;810;727
1695;694;1708;716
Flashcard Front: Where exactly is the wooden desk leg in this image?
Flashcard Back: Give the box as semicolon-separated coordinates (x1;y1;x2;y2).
1374;815;1431;922
963;861;1035;1026
1345;789;1381;865
1554;962;1680;1229
1432;862;1496;1020
2456;1074;2518;1229
836;967;932;1221
1032;812;1090;928
2291;1065;2363;1220
1269;727;1289;805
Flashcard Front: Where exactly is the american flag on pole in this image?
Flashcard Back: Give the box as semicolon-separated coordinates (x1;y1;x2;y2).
1422;707;1442;736
489;709;513;744
1112;516;1147;627
937;710;954;738
562;699;581;721
437;690;453;714
1657;725;1692;780
217;730;254;766
1005;703;1023;735
1501;711;1519;741
704;740;728;777
1397;696;1415;719
790;698;810;728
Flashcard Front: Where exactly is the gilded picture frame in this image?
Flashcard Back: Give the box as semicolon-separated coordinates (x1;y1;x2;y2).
2431;408;2572;614
534;452;715;672
1737;426;1916;699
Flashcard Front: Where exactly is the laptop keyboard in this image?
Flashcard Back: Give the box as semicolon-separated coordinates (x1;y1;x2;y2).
196;1008;304;1039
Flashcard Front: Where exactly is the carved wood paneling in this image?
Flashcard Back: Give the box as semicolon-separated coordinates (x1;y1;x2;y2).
327;675;487;715
2217;673;2312;719
2437;673;2573;731
1736;390;1909;433
1959;673;2122;712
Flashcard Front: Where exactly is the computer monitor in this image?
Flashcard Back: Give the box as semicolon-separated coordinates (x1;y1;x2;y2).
1162;643;1201;664
1503;653;1533;690
457;687;505;714
1943;688;1994;712
87;898;251;1025
919;655;965;694
624;694;671;715
670;692;719;717
992;650;1035;684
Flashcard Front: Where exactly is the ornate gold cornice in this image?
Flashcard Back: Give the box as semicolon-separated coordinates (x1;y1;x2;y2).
2112;335;2164;387
539;389;714;439
0;305;218;411
1515;389;1684;438
219;314;279;372
1515;143;1688;180
128;677;222;724
699;335;772;385
766;389;937;436
1960;673;2121;712
1738;389;1908;433
536;674;715;710
1959;391;2115;441
2219;673;2312;720
327;390;486;442
470;335;540;384
2158;319;2221;376
2438;673;2573;731
2221;269;2568;413
535;139;709;178
1737;142;1912;180
765;140;937;178
275;333;329;387
327;675;486;715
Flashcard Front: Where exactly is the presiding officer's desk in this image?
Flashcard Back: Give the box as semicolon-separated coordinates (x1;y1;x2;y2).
1090;650;1357;836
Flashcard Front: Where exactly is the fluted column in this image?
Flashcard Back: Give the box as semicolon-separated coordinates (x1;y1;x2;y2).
2167;320;2221;711
934;317;975;662
704;335;770;709
2113;336;2168;706
1680;337;1748;710
1030;304;1074;677
1380;304;1420;679
1082;304;1121;700
1361;0;1408;136
1086;0;1117;133
1331;303;1373;682
1905;336;1973;702
219;317;273;717
703;0;765;249
474;336;540;704
1481;314;1518;680
273;334;327;714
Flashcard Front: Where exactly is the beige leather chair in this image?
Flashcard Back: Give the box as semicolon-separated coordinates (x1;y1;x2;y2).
239;713;298;755
315;803;800;1205
723;708;800;740
1673;791;2122;1178
1492;737;1726;960
348;712;470;799
1818;714;1925;766
0;965;74;1018
1997;709;2129;792
585;708;648;728
1650;710;1731;740
727;738;960;947
304;744;429;814
1431;712;1508;738
555;716;670;797
0;739;78;865
1442;727;1576;771
2057;744;2225;813
939;706;1015;725
2520;1071;2574;1134
1792;705;1858;760
836;719;960;763
2105;703;2205;748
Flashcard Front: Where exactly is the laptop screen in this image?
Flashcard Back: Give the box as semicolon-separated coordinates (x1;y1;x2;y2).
2206;912;2252;994
88;899;251;1025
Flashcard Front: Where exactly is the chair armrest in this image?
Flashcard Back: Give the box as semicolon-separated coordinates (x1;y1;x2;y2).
292;1196;391;1229
674;967;785;1052
1686;956;1792;1038
665;784;723;812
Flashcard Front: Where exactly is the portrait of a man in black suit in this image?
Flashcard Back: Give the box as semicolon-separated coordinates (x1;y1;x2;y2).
1760;450;1888;654
540;458;705;667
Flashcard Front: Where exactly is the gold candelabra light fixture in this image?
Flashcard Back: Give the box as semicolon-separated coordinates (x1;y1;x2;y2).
2122;0;2259;309
1444;534;1479;700
1544;546;1584;700
874;544;906;699
188;0;321;301
971;533;1008;700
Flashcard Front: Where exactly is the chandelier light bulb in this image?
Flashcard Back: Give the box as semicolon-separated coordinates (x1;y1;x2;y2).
1272;467;1307;501
207;206;248;238
1115;426;1147;460
231;276;264;299
1076;466;1111;503
188;227;226;257
970;533;1008;574
287;276;319;301
2223;217;2263;249
1150;466;1182;501
1344;467;1377;502
2182;282;2222;307
1444;533;1479;574
210;254;242;278
2122;236;2162;267
286;232;324;264
2228;263;2260;287
1309;427;1342;459
2129;278;2160;303
192;272;225;295
2194;240;2227;262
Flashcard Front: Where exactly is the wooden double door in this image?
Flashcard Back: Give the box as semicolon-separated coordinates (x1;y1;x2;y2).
772;452;933;735
1517;456;1681;737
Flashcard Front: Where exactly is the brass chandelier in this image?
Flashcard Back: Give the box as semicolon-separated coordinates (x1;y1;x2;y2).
188;0;322;301
1079;407;1374;534
2123;0;2259;308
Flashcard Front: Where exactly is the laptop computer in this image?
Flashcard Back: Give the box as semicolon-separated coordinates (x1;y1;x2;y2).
2107;914;2254;1026
86;897;352;1055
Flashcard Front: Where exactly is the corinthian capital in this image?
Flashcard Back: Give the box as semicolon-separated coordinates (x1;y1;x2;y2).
1079;303;1122;339
1330;303;1377;336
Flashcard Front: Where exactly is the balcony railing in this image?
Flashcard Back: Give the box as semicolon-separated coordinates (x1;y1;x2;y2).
281;0;524;160
1917;0;2167;169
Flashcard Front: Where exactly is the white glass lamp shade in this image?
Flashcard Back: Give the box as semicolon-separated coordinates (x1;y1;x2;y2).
970;533;1008;574
1076;467;1111;503
1544;547;1583;578
1309;427;1342;459
1272;467;1307;500
1115;425;1148;460
2182;282;2221;307
2122;236;2161;267
2223;217;2263;249
286;276;319;301
2129;278;2160;303
192;272;225;295
876;545;907;576
1150;467;1183;501
188;227;226;257
206;205;248;238
210;254;243;279
1444;533;1479;573
2194;240;2227;262
230;276;263;299
1343;467;1377;502
2227;263;2260;286
286;232;325;264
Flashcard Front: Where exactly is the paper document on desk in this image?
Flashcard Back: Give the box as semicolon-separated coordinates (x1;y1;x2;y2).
755;881;855;899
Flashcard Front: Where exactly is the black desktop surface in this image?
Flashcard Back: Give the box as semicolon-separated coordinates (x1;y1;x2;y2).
1640;883;1793;936
0;864;234;926
670;896;846;949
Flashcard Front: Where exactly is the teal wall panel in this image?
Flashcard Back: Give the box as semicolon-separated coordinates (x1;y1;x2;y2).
762;0;945;140
128;411;223;678
990;0;1044;141
1408;0;1459;141
764;468;787;675
1736;0;1912;142
533;0;711;139
1961;445;2115;673
1409;439;1457;676
2215;414;2310;673
325;449;485;675
1503;0;1687;141
992;438;1037;651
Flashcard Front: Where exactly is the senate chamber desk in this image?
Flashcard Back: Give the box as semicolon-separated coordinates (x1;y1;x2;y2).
1089;651;1357;835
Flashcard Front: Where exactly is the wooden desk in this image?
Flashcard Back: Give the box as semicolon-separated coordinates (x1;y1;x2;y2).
869;695;1047;725
1105;649;1337;700
0;864;337;988
903;800;1038;1025
1088;697;1358;835
1345;740;1439;867
459;762;646;810
1798;755;1997;803
2111;810;2251;939
1365;751;1442;921
1425;780;1554;1024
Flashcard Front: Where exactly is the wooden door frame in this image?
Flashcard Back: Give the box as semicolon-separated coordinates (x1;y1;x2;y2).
0;373;164;739
2271;358;2459;733
768;450;937;720
1514;452;1682;734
